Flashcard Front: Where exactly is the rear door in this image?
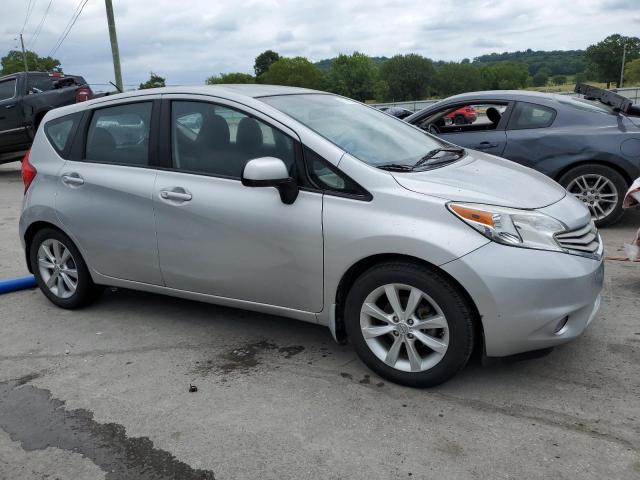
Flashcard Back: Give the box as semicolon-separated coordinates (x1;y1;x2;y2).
412;101;512;156
0;76;29;152
55;97;163;285
503;101;558;169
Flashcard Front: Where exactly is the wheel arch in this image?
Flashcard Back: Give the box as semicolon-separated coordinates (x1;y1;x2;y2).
332;253;485;355
554;159;632;186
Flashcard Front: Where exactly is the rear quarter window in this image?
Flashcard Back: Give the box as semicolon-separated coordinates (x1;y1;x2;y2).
44;112;82;157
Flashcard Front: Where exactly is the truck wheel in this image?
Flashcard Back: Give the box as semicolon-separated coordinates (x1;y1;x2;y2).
344;261;475;388
559;164;627;227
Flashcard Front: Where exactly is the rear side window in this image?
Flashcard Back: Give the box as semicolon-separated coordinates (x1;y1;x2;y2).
0;79;16;100
27;75;55;94
44;112;82;156
508;102;556;130
86;102;152;166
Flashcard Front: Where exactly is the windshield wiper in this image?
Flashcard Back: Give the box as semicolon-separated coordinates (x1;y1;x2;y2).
376;163;415;172
413;148;465;169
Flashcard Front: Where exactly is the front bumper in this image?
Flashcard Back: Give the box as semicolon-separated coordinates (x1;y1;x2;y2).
441;242;604;357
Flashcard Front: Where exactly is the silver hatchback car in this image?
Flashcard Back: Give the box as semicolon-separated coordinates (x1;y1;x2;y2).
19;85;604;387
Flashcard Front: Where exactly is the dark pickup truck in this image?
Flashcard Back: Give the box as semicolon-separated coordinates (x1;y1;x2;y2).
0;71;93;163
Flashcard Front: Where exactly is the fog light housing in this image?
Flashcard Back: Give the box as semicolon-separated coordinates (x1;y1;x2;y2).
554;316;569;335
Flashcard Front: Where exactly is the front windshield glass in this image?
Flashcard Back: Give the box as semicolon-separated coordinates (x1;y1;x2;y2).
261;94;446;166
555;95;616;115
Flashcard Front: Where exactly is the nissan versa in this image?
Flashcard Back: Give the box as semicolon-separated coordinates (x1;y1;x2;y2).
19;85;604;387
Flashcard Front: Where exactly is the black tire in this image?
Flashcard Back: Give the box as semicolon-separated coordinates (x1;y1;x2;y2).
30;228;100;309
344;261;475;388
558;164;627;228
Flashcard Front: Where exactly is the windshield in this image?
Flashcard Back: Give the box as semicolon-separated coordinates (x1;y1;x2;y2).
261;94;446;166
555;95;616;115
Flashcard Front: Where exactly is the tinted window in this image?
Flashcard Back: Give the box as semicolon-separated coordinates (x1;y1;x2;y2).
0;79;16;100
305;147;365;197
44;113;81;155
171;101;295;179
27;75;55;94
262;94;445;167
86;102;152;165
509;102;556;130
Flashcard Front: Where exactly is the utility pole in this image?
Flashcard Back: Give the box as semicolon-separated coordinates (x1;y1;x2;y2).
19;33;28;73
619;42;627;88
104;0;123;92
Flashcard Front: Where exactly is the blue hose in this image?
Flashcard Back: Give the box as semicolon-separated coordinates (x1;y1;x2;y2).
0;275;37;294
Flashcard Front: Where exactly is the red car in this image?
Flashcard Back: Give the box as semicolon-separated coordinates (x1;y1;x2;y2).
446;105;477;125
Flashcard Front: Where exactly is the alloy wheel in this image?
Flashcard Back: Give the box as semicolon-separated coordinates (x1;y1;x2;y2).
566;174;618;221
37;239;78;299
360;283;449;373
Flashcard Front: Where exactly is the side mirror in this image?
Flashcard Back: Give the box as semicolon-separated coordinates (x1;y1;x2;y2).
241;157;299;205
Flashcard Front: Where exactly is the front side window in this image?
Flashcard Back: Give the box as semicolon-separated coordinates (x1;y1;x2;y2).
0;79;16;101
508;102;556;130
261;94;447;167
305;147;366;197
416;103;509;133
171;101;295;179
85;102;152;165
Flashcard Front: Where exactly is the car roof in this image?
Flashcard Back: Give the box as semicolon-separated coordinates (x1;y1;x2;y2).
100;84;323;100
438;90;560;102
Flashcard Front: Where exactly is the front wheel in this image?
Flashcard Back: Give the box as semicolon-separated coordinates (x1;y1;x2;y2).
30;228;100;309
559;164;627;227
344;262;475;388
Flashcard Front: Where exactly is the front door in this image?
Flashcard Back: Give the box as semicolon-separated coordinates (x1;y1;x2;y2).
153;98;324;312
55;100;162;285
0;77;29;152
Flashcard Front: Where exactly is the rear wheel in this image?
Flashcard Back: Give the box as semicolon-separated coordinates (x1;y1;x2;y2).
559;164;627;227
30;228;100;309
344;262;475;388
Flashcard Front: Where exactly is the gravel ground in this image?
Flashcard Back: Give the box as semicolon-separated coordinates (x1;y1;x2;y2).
0;160;639;480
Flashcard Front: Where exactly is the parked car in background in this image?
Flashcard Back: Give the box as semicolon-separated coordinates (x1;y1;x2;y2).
405;87;640;226
20;85;603;387
446;105;477;124
378;106;414;119
0;71;92;164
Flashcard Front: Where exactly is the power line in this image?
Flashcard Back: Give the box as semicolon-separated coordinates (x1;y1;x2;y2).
20;0;38;35
29;0;54;49
48;0;89;57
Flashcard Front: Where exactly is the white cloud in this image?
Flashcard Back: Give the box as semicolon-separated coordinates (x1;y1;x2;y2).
1;0;638;89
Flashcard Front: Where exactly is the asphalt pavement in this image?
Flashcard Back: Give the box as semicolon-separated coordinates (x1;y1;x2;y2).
0;161;639;479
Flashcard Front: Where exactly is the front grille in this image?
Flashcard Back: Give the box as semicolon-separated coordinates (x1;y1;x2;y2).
555;222;600;254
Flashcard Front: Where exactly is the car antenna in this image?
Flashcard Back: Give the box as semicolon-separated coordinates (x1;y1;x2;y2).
109;81;123;93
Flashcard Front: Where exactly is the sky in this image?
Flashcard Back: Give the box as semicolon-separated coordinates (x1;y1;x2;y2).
1;0;639;89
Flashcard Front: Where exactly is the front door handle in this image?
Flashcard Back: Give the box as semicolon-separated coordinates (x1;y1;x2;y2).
61;173;84;186
4;104;15;109
160;188;192;202
475;141;498;150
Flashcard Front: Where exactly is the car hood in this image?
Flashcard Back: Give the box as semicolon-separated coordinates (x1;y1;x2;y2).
392;151;566;209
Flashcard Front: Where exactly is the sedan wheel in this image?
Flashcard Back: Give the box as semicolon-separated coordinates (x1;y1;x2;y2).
360;284;449;373
566;174;618;222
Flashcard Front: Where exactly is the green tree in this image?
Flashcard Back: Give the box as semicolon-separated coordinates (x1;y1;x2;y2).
139;72;165;89
1;50;60;75
625;58;640;85
206;72;255;84
326;52;378;101
585;34;640;87
379;54;436;101
260;57;325;89
532;71;549;86
480;62;529;90
254;50;280;77
551;75;567;85
435;62;482;96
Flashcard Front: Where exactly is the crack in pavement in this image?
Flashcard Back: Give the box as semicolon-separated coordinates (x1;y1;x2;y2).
0;374;215;480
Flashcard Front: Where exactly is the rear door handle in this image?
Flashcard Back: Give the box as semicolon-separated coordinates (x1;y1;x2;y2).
61;173;84;186
160;188;192;202
475;142;498;150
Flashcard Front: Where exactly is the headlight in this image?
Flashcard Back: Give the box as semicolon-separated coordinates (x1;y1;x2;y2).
448;203;567;252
